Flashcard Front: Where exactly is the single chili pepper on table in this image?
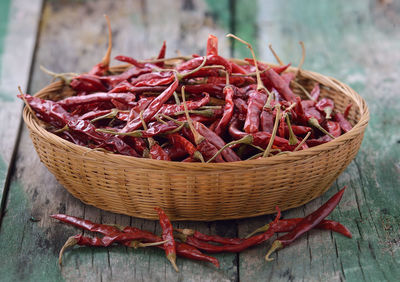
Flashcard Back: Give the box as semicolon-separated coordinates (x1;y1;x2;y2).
155;207;179;272
265;186;347;261
180;208;281;253
245;218;352;239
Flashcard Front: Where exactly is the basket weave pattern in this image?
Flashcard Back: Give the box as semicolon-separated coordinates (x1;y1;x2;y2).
24;64;369;221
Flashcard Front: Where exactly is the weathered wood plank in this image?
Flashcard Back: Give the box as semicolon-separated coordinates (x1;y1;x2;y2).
0;0;237;281
0;0;43;218
238;0;400;281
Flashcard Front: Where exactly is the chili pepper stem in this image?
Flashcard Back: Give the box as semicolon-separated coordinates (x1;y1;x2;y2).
90;108;119;123
59;236;78;266
268;44;284;66
40;65;76;84
181;86;205;145
168;254;179;272
245;224;270;239
206;135;253;163
100;15;112;69
176;56;207;80
96;128;142;137
286;115;299;145
324;107;333;119
293;131;311;152
291;80;315;101
53;124;69;134
263;106;281;157
308;118;335;139
265;240;283;262
176;228;195;236
128;239;169;249
296;41;306;77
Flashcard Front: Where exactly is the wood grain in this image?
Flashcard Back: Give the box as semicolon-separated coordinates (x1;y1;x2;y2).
0;0;43;219
237;0;400;281
0;0;237;281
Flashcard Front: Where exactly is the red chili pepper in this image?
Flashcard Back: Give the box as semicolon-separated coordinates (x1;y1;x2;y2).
325;120;341;138
179;84;225;99
244;89;268;133
334;112;352;133
182;208;281;253
205;76;255;87
58;92;136;108
176;229;243;245
122;227;219;267
155;207;179;272
230;62;248;74
167;133;197;156
206;34;218;56
71;74;109;92
265;187;347;261
260;110;274;132
121;75;179;132
344;103;352;119
310;83;320;101
101;67;152;87
164;144;188;160
155;40;166;67
131;72;175;87
177;55;232;74
149;143;170;161
316;98;334;119
194;121;241;162
214;86;235;135
262;69;297;102
244;58;291;75
156;92;210;117
110;81;167;94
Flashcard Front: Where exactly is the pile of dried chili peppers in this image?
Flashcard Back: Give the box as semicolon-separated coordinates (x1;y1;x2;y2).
53;187;351;271
19;17;353;162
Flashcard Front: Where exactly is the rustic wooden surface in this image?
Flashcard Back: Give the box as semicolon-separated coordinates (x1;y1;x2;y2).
0;0;399;281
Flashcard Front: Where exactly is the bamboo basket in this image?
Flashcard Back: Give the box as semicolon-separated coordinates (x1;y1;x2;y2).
23;62;369;221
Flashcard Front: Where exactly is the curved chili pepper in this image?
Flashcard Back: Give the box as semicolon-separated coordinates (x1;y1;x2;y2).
177;55;232;74
334;112;352;133
316;98;334;119
206;76;255;87
244;58;291;75
102;67;152;87
167;133;197;157
164;144;188;160
71;74;109;92
131;72;175;87
176;229;243;245
157;92;210;117
121;75;179;132
244;89;268;133
179;84;225;99
193;121;241;162
214;86;234;135
155;40;166;67
325;120;341;138
155;207;179;272
58;93;136;107
260;110;274;133
310;83;320;101
265;187;347;261
182;208;281;253
110;81;167;94
149;143;170;161
206;34;218;56
344;103;352;119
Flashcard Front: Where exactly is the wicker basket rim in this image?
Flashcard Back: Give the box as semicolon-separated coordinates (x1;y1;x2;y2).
23;61;369;170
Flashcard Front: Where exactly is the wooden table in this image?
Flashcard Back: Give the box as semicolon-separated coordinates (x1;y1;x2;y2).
0;0;399;281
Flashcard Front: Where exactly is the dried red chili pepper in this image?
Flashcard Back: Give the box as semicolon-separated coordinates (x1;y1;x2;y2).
265;187;347;261
310;83;320;101
176;229;243;245
157;92;210;117
316;98;334;119
214;86;235;135
58;92;136;108
325;120;341;138
155;40;166;67
334;112;352;133
177;55;232;74
181;208;281;253
155;207;179;272
344;103;352;119
121;75;179;132
244;89;268;133
206;34;218;56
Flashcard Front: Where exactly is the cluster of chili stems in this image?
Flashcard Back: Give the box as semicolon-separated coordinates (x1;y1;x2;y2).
19;16;354;162
54;187;350;271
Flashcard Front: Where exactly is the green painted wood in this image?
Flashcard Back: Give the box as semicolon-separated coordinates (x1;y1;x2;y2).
237;0;400;281
0;0;43;216
0;0;237;281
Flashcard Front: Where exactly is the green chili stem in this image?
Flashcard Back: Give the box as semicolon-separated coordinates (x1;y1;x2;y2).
293;131;312;152
173;91;181;105
206;135;253;163
291;80;315;101
181;86;205;146
96;128;142;137
245;224;270;239
90;108;119;123
286;115;299;146
308;118;335;139
263;106;281;157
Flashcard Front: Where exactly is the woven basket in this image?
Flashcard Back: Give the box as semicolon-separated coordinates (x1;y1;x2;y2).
23;62;369;221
